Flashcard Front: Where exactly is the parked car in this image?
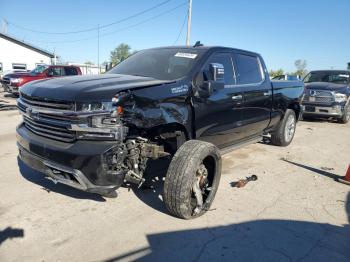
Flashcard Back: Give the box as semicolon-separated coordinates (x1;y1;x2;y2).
1;69;29;92
16;45;304;219
272;74;300;81
2;65;82;95
302;70;350;123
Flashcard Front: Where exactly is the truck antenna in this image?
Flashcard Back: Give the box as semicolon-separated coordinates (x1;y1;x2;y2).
193;41;203;47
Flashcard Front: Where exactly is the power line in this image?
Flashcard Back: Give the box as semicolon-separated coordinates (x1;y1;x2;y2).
172;10;188;45
26;2;187;44
7;0;172;35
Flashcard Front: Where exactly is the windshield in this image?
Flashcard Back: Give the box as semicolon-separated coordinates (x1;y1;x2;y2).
304;71;350;84
107;48;204;80
30;65;48;74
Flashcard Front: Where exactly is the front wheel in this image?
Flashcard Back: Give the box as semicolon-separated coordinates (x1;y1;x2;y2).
338;107;350;124
163;140;221;219
271;109;296;146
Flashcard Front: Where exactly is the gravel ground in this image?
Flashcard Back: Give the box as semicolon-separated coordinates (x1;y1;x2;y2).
0;92;349;262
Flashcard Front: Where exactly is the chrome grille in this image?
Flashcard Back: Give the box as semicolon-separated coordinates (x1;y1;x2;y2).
18;95;77;143
302;90;334;104
2;77;10;84
302;96;333;103
23;115;76;142
21;93;75;111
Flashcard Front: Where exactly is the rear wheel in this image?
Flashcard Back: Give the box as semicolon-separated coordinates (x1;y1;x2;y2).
163;140;221;219
271;109;296;146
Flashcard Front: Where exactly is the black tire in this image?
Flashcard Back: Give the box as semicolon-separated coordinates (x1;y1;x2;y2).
163;140;221;219
338;106;349;124
271;109;296;147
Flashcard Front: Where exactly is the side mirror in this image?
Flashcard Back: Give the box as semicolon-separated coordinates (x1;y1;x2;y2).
198;81;213;98
194;72;213;98
209;63;224;82
47;71;54;77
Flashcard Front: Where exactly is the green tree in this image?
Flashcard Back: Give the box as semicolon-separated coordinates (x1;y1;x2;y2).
110;43;131;65
294;59;308;77
84;61;94;65
269;69;284;78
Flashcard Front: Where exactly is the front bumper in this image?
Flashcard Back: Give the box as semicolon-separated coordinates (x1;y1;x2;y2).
9;84;19;94
17;123;125;194
1;81;20;94
301;104;345;118
0;81;11;92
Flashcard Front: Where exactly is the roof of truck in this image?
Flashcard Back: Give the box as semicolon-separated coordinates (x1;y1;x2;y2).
310;70;350;73
147;45;261;56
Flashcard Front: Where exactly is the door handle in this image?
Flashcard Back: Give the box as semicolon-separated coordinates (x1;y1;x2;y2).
232;95;242;101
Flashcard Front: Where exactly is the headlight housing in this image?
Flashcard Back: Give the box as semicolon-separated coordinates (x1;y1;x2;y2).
71;101;126;141
10;78;23;84
75;102;114;112
334;93;347;103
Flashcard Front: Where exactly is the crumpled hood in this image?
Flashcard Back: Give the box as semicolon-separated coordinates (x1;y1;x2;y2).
20;74;174;102
305;82;349;93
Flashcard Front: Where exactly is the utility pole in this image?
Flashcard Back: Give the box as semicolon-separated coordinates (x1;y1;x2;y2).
186;0;192;46
53;48;57;65
97;24;100;75
2;19;8;34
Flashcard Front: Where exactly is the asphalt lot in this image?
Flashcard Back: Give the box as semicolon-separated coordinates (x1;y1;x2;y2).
0;91;349;262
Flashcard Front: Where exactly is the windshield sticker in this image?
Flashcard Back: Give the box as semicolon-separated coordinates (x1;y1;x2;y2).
171;85;189;94
174;52;198;59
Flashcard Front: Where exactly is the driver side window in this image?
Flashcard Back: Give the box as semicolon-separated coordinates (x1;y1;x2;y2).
203;53;235;85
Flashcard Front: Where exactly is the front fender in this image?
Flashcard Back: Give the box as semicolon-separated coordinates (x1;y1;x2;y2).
122;83;192;136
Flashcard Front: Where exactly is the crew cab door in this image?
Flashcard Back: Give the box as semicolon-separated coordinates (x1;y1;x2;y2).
47;67;65;78
232;52;272;138
193;52;245;147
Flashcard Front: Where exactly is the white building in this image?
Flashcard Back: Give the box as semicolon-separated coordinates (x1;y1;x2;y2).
67;63;104;75
0;32;55;75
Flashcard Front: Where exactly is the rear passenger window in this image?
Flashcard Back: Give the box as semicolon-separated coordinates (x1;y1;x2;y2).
65;67;78;76
50;67;64;76
235;54;264;84
204;53;235;85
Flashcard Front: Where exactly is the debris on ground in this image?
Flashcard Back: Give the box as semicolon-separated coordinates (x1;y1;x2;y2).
41;187;51;193
230;175;258;188
320;166;334;171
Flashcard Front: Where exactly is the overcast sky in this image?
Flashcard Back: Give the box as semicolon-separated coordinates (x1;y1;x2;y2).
1;0;349;72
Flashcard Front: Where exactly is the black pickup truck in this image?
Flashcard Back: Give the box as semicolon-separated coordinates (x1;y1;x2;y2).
16;45;304;219
302;70;350;123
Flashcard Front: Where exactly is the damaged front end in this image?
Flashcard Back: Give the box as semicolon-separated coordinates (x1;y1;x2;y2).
16;92;169;196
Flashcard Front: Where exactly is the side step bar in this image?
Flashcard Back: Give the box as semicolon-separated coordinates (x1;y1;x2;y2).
220;136;263;155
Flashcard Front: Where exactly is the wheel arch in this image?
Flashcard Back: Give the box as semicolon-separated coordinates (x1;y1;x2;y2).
147;122;190;140
288;102;302;121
